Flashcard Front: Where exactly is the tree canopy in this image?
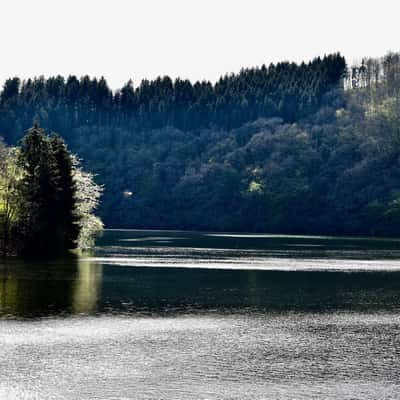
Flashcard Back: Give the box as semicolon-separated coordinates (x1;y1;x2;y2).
2;52;400;236
0;125;102;258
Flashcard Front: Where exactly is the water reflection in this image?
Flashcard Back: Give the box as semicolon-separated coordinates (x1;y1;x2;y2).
73;258;102;314
1;230;400;318
0;257;102;317
2;258;400;318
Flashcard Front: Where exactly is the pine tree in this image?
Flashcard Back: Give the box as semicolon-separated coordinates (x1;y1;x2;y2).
49;134;80;251
18;123;66;257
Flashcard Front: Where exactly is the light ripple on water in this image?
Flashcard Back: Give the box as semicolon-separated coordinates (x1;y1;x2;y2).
86;254;400;271
0;313;399;400
95;244;400;260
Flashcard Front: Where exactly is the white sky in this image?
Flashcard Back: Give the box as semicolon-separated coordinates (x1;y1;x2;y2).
0;0;399;90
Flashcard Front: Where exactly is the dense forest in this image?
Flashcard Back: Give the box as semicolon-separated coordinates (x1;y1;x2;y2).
1;52;400;236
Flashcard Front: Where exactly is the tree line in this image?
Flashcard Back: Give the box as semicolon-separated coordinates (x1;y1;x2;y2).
2;52;400;236
0;54;345;143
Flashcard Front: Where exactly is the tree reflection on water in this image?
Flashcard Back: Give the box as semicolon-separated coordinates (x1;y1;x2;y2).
0;257;102;317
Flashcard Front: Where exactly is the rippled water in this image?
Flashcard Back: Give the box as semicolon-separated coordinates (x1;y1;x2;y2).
1;230;400;399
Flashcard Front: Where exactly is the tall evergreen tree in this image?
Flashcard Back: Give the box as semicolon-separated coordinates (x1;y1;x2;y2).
49;134;80;250
17;123;78;257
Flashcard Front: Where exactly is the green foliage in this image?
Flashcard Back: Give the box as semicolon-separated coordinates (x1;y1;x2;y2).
49;134;80;250
0;125;103;258
0;54;345;144
72;155;103;249
17;124;64;257
3;53;400;236
0;141;23;256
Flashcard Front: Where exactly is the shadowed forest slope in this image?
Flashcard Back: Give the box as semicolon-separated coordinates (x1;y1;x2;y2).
2;53;400;235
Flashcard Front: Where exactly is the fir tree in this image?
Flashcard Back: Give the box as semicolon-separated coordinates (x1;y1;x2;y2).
49;134;80;251
17;123;78;257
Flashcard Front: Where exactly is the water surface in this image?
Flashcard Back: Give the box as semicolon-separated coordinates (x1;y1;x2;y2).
1;230;400;399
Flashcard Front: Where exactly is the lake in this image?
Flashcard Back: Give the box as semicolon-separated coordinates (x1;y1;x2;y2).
1;230;400;399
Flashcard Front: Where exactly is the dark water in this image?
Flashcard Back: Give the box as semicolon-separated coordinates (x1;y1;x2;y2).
1;230;400;399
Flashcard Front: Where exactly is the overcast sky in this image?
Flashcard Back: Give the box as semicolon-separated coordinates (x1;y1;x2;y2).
0;0;398;90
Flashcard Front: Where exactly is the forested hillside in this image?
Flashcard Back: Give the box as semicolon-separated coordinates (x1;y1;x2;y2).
1;52;400;235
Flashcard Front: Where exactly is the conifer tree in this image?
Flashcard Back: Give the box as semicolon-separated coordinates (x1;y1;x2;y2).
49;134;80;250
18;123;63;257
1;125;102;257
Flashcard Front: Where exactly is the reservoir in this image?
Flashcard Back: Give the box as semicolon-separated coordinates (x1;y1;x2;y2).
1;230;400;399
